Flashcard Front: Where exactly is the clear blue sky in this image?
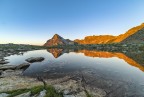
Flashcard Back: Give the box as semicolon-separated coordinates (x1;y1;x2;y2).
0;0;144;45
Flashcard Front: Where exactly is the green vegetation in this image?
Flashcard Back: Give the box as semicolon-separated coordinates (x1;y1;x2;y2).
46;43;144;52
2;89;30;97
0;85;63;97
0;44;45;51
1;85;94;97
45;85;63;97
30;85;44;96
85;90;92;97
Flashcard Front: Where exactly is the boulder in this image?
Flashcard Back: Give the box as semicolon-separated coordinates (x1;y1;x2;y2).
26;57;44;63
0;63;30;71
0;65;16;70
16;63;30;70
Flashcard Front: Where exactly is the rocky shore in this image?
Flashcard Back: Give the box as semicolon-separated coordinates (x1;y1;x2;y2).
0;45;105;97
1;44;144;97
0;61;105;97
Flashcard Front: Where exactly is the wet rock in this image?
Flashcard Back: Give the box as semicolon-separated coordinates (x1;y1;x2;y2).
0;93;9;97
26;57;44;63
0;61;9;65
16;63;30;70
15;91;31;97
0;65;16;70
37;90;46;97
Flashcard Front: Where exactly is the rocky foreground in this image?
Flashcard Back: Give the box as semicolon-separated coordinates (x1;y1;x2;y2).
0;69;106;97
0;59;105;97
0;45;105;97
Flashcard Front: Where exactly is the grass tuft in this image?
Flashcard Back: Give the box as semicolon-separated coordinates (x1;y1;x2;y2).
85;90;92;97
45;85;63;97
6;89;30;97
0;85;63;97
30;85;44;96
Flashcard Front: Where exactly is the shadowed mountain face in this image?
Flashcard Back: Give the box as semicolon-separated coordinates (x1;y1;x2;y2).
121;28;144;43
44;34;75;46
75;23;144;44
47;48;144;72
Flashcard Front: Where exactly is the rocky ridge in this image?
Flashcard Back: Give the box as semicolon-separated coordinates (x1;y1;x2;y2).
74;23;144;44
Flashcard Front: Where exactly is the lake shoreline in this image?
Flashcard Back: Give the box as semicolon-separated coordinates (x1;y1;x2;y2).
1;44;144;97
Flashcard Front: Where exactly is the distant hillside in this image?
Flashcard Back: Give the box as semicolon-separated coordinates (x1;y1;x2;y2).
44;34;76;46
75;35;116;44
121;28;144;43
75;23;144;44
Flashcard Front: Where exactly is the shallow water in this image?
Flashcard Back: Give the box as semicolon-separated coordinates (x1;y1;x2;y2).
4;49;144;96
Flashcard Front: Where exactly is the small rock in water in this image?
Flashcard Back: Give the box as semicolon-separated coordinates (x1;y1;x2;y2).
16;63;30;70
0;93;9;97
15;92;31;97
26;57;44;63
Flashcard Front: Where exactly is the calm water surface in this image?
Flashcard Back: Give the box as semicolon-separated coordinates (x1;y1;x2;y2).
5;49;144;96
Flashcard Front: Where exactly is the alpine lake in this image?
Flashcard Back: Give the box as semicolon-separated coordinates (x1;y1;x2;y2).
2;48;144;97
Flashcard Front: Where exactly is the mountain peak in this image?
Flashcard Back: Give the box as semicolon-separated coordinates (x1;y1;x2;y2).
44;34;76;46
52;34;62;39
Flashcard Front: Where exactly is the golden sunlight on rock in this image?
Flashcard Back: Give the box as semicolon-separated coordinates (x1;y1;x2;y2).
77;50;144;72
75;23;144;44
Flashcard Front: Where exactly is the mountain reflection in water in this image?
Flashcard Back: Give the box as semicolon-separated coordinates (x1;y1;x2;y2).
5;48;144;96
47;48;144;72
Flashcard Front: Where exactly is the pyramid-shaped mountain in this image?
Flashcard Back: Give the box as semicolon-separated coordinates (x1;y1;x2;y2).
44;34;76;46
